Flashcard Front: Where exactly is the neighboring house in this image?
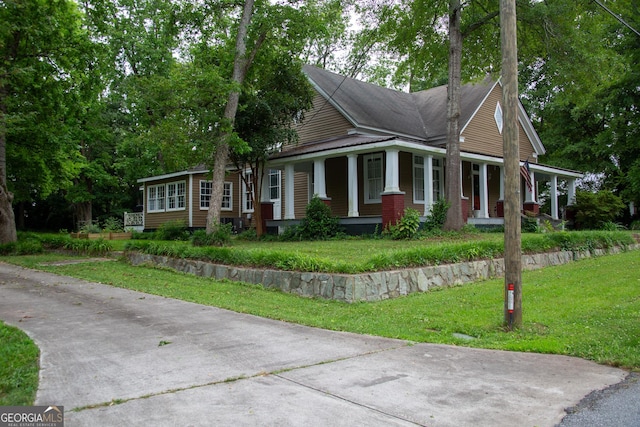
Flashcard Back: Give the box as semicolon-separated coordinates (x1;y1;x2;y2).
137;65;582;233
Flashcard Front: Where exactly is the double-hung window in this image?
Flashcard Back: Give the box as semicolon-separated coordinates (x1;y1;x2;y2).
433;159;443;201
200;180;233;211
166;181;186;211
148;181;185;213
147;184;165;213
413;155;425;203
363;153;383;204
221;182;232;211
242;170;254;213
200;181;212;209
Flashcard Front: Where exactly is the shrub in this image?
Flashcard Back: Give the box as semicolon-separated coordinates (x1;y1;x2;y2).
155;220;190;241
522;217;539;233
191;223;233;247
573;190;626;230
279;224;302;241
423;198;450;231
78;221;101;233
297;196;341;240
387;208;421;240
236;228;258;241
102;217;124;232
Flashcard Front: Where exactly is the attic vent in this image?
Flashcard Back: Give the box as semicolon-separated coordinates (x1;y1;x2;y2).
494;102;503;134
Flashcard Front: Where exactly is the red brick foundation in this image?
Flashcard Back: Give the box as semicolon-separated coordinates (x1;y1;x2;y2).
382;193;405;229
461;197;469;223
523;202;540;216
496;200;504;218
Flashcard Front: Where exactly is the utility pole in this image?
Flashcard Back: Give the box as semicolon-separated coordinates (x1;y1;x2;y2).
500;0;522;329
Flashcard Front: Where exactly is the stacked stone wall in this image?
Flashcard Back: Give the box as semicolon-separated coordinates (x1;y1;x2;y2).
125;244;638;303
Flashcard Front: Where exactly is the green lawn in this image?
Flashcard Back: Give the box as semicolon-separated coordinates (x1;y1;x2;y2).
0;322;39;406
3;248;639;371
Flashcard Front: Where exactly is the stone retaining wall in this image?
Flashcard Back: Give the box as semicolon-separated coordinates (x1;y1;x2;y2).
125;244;638;303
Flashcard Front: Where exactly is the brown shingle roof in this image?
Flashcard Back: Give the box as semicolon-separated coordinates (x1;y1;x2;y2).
302;65;496;143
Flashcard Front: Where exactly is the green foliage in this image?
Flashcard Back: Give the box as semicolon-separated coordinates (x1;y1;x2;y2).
573;190;626;230
124;230;634;273
191;223;233;247
0;322;39;405
102;217;124;232
64;238;112;255
386;208;421;240
297;196;342;240
522;217;539;233
236;228;258;241
423;199;450;231
79;221;102;233
278;225;302;242
155;220;190;241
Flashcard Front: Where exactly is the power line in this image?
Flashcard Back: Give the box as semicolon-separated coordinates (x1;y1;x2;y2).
593;0;640;37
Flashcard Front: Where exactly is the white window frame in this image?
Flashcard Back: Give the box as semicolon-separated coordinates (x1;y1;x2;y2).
242;170;254;213
200;180;233;211
147;184;165;213
413;155;425;203
363;153;383;204
222;181;233;211
494;102;503;134
433;158;444;201
166;181;186;211
199;180;212;210
268;169;281;201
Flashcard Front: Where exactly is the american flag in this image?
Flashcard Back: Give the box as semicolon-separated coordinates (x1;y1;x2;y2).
520;160;533;192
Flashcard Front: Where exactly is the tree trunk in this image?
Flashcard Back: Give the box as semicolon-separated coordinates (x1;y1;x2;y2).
75;201;93;230
443;0;464;231
501;0;522;329
0;85;17;243
206;0;255;233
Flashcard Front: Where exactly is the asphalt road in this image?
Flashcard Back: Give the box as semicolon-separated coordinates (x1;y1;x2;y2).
557;372;640;427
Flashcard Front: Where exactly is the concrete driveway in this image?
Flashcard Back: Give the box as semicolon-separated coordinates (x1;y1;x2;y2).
0;262;626;426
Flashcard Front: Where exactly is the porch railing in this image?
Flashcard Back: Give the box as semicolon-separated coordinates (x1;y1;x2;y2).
124;212;144;231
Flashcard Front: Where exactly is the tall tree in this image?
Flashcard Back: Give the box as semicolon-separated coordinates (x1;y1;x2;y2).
443;0;464;230
205;0;257;233
205;0;352;233
231;58;314;236
0;0;87;242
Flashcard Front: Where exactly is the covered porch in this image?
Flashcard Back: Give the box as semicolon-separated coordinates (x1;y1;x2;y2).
265;135;581;233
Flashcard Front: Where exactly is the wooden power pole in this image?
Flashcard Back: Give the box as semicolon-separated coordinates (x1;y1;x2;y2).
500;0;522;329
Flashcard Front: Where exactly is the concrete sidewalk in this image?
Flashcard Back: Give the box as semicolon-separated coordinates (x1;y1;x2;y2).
0;262;626;426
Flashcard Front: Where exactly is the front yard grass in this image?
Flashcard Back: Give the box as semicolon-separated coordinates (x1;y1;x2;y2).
0;322;39;406
3;248;639;370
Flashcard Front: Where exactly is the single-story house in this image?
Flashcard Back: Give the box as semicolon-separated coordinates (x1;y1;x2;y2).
134;65;582;233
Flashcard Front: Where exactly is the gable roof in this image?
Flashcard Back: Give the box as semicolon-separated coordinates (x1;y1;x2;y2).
302;65;500;144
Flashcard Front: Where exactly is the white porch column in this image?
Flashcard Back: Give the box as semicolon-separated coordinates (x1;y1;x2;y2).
260;168;270;202
525;169;536;202
550;175;559;220
347;154;359;217
424;154;434;215
567;179;576;205
284;164;295;220
499;166;505;200
313;159;327;199
479;163;489;218
384;149;400;193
